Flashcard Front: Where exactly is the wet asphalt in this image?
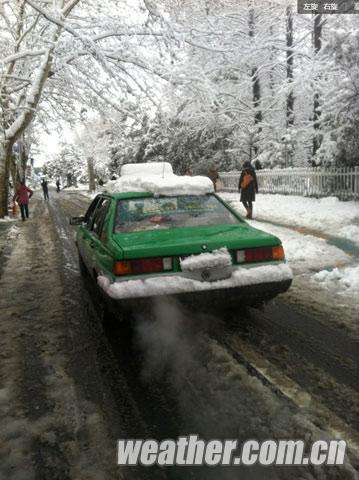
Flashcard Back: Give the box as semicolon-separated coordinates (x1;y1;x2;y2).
1;190;357;480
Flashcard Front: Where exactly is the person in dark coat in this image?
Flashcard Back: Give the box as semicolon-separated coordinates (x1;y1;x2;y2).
41;179;49;200
238;161;258;219
13;180;33;221
56;179;61;192
208;167;219;191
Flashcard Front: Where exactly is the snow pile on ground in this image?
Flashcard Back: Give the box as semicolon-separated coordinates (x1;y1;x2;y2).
312;265;359;294
98;264;292;299
0;216;16;223
221;193;359;245
180;248;232;271
105;174;214;197
250;220;351;273
0;224;19;255
120;162;173;176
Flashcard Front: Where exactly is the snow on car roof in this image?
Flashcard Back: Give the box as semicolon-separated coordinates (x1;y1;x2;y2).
105;163;214;196
105;174;214;196
120;162;173;176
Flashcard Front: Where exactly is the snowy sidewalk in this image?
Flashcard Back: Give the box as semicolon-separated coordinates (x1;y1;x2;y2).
221;193;359;245
221;193;359;338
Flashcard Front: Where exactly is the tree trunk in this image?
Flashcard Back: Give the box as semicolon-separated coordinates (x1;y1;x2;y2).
87;157;96;192
10;156;18;190
249;4;262;157
0;141;14;218
313;14;323;156
286;6;294;128
268;2;275;96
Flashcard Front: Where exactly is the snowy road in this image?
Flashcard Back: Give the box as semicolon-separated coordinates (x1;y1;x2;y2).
0;191;358;480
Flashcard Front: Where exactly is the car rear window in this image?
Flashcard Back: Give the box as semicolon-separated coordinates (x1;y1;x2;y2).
114;195;240;233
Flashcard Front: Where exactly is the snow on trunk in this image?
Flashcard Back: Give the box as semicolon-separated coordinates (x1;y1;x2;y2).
98;264;293;300
180;248;232;272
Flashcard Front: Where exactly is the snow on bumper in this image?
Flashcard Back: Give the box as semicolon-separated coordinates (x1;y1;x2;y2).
97;263;293;300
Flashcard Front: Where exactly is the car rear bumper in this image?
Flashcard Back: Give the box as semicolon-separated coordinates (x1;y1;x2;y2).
105;279;292;313
97;263;293;312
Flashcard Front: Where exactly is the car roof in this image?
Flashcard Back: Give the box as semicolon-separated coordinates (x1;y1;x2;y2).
101;191;153;200
100;191;215;200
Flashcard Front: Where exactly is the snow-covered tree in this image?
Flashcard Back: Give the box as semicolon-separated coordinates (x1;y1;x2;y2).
0;0;82;216
0;0;171;216
314;25;359;166
151;0;317;170
2;0;357;217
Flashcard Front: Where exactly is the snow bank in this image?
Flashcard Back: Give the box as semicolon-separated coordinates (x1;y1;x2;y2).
250;220;351;273
98;264;293;300
180;248;232;271
104;174;214;197
120;162;173;176
221;193;359;246
312;265;359;294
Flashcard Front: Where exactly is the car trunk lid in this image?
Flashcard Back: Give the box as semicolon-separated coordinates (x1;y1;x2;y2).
112;224;280;260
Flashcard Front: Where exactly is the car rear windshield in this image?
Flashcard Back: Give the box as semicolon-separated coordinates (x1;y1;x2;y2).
114;195;241;233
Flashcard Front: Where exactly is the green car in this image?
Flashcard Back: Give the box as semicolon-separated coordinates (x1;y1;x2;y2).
70;179;292;313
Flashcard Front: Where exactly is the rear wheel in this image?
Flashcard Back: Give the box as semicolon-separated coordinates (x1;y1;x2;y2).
78;252;88;277
89;269;113;326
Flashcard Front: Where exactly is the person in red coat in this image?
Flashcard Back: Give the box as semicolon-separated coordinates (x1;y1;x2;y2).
13;180;33;221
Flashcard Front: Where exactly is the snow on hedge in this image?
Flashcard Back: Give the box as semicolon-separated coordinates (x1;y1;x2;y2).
98;264;293;300
120;162;173;176
180;248;232;271
105;174;214;197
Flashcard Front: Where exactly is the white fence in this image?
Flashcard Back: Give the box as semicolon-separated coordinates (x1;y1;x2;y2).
219;167;359;200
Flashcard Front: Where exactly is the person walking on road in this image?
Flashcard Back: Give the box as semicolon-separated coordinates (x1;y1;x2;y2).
238;161;258;219
13;180;33;221
41;178;49;200
56;179;61;193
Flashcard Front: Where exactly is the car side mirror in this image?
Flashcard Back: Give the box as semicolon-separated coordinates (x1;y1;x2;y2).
69;216;85;225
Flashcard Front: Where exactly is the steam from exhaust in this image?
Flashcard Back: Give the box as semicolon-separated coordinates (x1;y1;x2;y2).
133;298;354;480
135;297;196;382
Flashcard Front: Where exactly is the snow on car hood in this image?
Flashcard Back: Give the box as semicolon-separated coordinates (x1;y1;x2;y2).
104;174;214;196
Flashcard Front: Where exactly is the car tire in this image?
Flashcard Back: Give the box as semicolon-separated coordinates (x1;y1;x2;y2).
98;297;112;326
78;253;88;277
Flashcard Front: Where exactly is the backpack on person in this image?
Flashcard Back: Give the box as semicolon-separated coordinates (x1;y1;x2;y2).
240;172;253;189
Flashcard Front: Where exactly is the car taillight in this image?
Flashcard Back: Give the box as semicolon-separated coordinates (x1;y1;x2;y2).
272;245;285;260
113;257;172;276
236;245;285;263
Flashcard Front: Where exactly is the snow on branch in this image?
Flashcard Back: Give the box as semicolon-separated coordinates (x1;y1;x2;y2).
2;49;46;64
5;49;51;140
